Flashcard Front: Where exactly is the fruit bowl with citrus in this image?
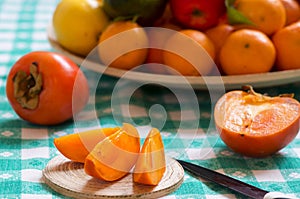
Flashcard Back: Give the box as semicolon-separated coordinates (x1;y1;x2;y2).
49;0;300;89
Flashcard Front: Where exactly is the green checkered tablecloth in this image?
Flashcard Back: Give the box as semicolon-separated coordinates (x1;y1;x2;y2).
1;0;300;198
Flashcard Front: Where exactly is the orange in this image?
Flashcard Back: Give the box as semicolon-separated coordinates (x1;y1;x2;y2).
98;21;148;70
234;0;286;35
205;24;235;73
214;86;300;157
280;0;300;25
145;22;181;74
272;21;300;70
219;29;276;75
163;29;216;76
205;24;235;54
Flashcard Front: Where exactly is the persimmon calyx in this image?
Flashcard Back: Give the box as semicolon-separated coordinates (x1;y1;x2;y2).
242;85;294;103
13;63;43;109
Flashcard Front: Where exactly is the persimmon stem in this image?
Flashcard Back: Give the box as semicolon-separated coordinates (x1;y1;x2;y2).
242;85;294;98
13;63;42;109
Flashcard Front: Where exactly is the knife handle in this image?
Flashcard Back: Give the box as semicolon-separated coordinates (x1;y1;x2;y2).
264;192;299;199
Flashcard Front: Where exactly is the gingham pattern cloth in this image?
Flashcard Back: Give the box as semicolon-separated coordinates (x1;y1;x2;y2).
1;0;300;199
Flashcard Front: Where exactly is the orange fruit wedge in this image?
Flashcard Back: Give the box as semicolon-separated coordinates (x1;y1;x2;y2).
214;85;300;158
133;128;166;185
84;123;140;181
53;127;120;163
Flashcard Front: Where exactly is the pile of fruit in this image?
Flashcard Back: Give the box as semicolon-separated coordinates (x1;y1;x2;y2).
52;0;300;76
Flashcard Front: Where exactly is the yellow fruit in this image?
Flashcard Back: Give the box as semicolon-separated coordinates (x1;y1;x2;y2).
53;0;110;56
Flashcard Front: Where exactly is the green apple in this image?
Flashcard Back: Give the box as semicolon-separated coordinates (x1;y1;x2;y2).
53;0;110;56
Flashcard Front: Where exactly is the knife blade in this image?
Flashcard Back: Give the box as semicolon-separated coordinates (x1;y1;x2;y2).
176;159;298;199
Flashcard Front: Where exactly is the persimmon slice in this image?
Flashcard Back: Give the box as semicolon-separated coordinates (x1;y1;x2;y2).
133;128;166;185
84;123;140;181
214;86;300;157
53;127;120;163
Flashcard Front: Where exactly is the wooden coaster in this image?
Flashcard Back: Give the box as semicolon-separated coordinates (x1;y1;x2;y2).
43;155;184;199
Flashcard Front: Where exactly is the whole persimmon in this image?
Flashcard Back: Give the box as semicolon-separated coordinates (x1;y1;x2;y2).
6;51;89;125
214;85;300;158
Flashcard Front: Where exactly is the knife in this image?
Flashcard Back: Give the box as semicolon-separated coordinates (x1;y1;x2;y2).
176;159;298;199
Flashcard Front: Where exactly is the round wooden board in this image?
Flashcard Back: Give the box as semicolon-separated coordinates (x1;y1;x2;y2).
43;155;184;199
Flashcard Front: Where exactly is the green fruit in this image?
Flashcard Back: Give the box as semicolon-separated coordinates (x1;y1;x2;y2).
102;0;168;26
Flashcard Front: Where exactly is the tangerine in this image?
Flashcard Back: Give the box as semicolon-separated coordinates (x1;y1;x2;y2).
272;21;300;70
280;0;300;26
205;24;235;72
98;21;148;70
234;0;286;35
163;29;216;76
145;24;181;74
219;29;276;75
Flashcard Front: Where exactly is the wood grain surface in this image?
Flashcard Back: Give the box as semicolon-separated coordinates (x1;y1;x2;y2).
43;155;184;199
